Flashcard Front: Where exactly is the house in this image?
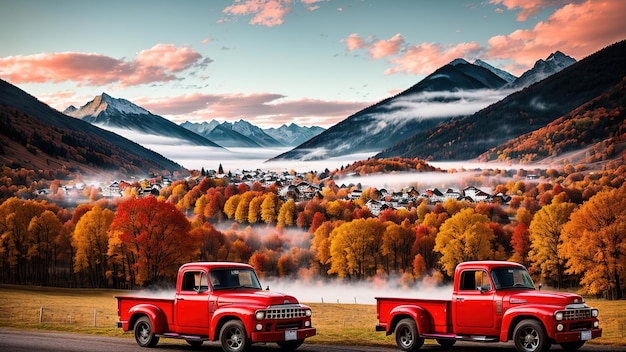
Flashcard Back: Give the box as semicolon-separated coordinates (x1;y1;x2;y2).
463;186;491;202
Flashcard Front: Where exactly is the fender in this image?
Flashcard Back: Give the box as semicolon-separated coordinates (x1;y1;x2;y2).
500;304;557;341
129;304;167;334
388;305;431;335
210;305;256;340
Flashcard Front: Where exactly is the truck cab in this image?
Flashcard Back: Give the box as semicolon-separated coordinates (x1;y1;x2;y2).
376;261;601;352
117;262;316;352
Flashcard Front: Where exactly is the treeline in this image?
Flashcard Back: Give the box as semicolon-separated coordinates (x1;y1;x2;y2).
0;163;625;299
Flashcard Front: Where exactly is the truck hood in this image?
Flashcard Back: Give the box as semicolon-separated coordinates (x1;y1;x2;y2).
217;290;299;308
508;291;585;306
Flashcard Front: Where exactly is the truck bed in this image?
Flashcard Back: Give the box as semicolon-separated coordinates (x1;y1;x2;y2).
375;296;451;335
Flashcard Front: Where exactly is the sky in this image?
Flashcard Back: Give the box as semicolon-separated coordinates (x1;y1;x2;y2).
1;0;625;129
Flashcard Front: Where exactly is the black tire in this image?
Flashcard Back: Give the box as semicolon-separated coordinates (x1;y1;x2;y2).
513;319;550;352
277;339;304;351
560;341;585;351
134;316;159;348
220;320;250;352
186;339;203;348
394;318;424;352
436;338;456;347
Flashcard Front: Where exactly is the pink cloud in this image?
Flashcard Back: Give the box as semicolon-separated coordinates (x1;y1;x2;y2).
487;0;626;72
0;44;207;87
385;42;483;75
137;92;369;128
369;34;404;59
344;33;365;50
488;0;585;21
222;0;292;27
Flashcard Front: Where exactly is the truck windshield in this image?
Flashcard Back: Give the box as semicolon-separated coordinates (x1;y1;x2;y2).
209;268;262;290
491;267;535;290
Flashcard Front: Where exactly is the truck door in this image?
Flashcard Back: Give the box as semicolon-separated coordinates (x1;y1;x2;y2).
176;270;210;333
453;269;494;334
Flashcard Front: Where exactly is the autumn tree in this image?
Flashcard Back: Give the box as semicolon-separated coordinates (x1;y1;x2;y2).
328;218;385;279
382;219;415;273
277;199;296;228
73;206;114;287
108;197;194;287
528;201;576;288
434;208;495;276
261;192;280;224
310;221;337;276
27;210;63;285
561;187;626;299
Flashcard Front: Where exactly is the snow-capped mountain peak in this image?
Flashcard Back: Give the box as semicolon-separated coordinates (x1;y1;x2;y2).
473;59;518;83
449;58;470;66
64;93;150;118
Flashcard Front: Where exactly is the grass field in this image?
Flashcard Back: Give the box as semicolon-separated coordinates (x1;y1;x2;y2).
0;284;624;347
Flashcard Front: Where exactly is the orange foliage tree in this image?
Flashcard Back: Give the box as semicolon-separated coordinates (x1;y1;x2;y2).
108;197;194;287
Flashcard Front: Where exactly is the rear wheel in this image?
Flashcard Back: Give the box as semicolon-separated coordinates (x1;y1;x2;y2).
134;316;159;347
220;320;250;352
394;318;424;351
513;319;550;352
277;339;304;351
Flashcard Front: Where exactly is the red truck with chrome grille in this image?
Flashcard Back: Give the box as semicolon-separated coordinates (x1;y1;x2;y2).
376;261;601;352
116;262;315;352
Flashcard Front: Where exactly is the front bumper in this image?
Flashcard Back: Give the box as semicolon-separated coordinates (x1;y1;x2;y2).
553;328;602;344
251;327;316;343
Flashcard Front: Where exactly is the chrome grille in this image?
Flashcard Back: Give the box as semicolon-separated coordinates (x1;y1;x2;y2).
264;305;307;319
562;309;592;320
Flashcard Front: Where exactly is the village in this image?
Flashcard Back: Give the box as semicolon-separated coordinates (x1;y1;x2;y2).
48;168;513;217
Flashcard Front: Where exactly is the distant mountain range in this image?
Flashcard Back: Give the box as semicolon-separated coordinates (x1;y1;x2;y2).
0;80;185;176
272;50;577;161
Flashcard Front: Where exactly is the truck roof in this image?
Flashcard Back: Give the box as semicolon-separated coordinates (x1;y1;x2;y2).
178;262;253;271
456;261;525;271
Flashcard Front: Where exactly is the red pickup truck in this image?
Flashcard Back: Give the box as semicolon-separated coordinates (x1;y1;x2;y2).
376;261;601;352
116;262;316;352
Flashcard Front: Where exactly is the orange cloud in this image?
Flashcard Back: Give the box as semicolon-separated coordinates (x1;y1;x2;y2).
487;0;626;71
488;0;585;21
0;44;207;86
344;33;405;59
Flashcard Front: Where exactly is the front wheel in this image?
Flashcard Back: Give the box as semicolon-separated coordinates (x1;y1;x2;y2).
513;319;550;352
134;316;159;347
394;318;424;352
277;339;304;351
220;320;250;352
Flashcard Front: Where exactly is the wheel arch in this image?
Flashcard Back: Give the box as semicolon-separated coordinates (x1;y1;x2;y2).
128;304;166;334
388;305;429;336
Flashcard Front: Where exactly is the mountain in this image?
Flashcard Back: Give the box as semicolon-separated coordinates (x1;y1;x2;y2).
474;59;517;83
508;51;577;89
376;40;626;161
64;93;222;148
271;58;509;161
478;76;626;165
0;79;185;176
263;123;325;146
225;119;283;147
180;120;261;148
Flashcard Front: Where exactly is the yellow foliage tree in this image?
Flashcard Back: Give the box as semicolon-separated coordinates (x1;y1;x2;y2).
328;218;385;279
277;199;296;228
528;201;576;288
73;206;114;287
561;187;626;299
434;208;495;276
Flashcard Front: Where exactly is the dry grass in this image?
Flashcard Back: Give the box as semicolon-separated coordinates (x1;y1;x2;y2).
0;284;624;347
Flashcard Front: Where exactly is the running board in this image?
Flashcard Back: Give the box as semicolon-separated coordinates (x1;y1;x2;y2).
157;333;209;341
421;333;499;342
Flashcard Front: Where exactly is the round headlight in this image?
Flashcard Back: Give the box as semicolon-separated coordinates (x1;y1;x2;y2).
556;324;564;332
255;311;265;320
555;312;563;321
305;309;312;317
591;309;598;317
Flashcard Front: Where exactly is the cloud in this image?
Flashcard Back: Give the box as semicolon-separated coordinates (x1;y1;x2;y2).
221;0;327;26
136;93;370;128
347;0;626;76
486;0;626;70
488;0;586;21
0;44;207;86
